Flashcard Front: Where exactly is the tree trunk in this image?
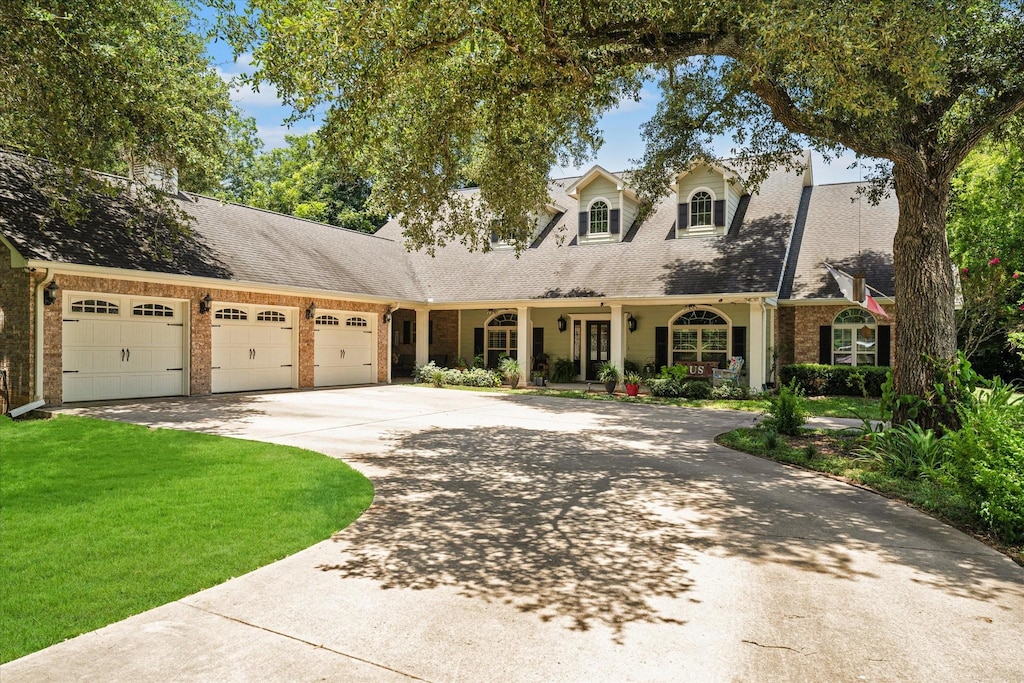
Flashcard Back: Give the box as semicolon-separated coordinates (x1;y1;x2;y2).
891;164;958;429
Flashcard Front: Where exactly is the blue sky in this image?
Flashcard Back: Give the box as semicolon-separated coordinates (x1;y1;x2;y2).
206;37;866;186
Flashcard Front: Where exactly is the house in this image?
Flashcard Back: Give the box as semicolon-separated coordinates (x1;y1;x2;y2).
0;149;897;409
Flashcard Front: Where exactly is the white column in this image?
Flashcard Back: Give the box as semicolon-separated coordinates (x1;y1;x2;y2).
610;304;624;372
415;308;430;370
747;301;765;390
516;305;530;387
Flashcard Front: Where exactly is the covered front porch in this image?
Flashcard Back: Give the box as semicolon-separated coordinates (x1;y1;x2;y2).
390;297;777;389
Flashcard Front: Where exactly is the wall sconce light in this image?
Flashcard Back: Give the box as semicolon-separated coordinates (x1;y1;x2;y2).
627;313;637;333
43;280;60;306
305;302;317;320
557;315;567;332
199;293;213;314
383;306;393;323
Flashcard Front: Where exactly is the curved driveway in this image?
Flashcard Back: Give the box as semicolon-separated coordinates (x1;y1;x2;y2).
6;386;1023;681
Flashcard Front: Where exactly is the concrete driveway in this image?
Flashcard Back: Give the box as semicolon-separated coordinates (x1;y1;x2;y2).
5;386;1023;681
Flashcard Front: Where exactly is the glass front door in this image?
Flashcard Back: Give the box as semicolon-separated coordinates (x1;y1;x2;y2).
585;321;610;380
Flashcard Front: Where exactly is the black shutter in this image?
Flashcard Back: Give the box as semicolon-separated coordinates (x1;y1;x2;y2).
713;199;726;227
655;326;669;373
578;211;588;237
533;327;544;359
403;320;412;345
610;208;621;235
429;320;434;345
490;230;500;245
732;326;747;360
819;326;832;364
677;203;688;231
474;328;484;357
877;325;891;366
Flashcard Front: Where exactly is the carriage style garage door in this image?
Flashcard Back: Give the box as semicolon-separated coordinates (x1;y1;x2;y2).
314;311;376;386
62;294;186;402
211;304;296;393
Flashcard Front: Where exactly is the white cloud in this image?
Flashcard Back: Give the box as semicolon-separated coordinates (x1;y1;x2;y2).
256;123;319;150
608;87;658;116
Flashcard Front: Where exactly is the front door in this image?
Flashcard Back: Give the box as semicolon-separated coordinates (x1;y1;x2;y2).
585;321;610;380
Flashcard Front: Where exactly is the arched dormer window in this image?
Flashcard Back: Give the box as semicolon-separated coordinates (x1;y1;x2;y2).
689;190;714;228
832;308;877;366
589;200;609;235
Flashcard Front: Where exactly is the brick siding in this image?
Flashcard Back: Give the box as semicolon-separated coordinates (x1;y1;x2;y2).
776;303;897;367
0;246;38;407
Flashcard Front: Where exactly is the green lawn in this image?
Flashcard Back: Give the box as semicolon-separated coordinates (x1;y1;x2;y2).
0;415;374;664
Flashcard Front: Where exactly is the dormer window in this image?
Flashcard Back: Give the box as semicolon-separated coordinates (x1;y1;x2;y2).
589;200;610;235
690;191;713;228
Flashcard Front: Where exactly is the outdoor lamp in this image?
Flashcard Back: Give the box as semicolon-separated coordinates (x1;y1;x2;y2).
199;293;213;314
43;280;60;306
557;315;567;332
305;302;317;320
627;313;637;333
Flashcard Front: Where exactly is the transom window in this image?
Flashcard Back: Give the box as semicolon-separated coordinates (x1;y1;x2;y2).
833;308;877;366
315;315;340;326
690;191;713;228
132;303;174;317
671;308;729;367
589;200;609;235
346;317;368;327
256;310;286;323
215;308;247;320
486;312;518;367
71;299;119;315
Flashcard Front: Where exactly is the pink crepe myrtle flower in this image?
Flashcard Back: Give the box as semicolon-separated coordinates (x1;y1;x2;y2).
989;257;1001;266
1014;271;1021;279
961;266;969;275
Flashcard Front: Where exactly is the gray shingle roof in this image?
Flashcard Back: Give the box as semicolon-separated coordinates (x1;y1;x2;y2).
2;150;896;304
0;151;422;300
779;182;898;300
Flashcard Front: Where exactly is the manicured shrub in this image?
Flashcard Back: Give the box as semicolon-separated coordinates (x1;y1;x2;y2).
550;357;578;383
415;361;501;387
781;364;890;397
711;384;750;400
648;377;684;397
681;380;712;400
761;380;806;435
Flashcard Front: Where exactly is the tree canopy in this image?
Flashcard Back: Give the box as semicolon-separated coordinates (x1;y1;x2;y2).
0;0;240;194
231;0;1024;425
220;132;385;233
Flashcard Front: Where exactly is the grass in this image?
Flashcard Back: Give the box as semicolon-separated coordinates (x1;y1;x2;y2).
416;382;880;418
717;427;1023;565
0;415;374;663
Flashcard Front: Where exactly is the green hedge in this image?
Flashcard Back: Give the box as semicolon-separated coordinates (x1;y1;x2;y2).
780;364;889;397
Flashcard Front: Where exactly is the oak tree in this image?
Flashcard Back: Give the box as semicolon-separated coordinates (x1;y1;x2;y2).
230;2;1024;424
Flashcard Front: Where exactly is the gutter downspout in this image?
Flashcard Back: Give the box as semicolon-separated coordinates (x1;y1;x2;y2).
34;269;55;403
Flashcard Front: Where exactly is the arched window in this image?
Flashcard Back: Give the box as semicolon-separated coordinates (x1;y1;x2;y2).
689;190;713;228
589;200;609;235
832;308;877;366
486;312;518;368
670;308;729;367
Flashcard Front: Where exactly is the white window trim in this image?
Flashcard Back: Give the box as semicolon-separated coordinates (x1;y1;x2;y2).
485;310;519;363
668;306;732;365
831;308;878;367
685;187;717;235
582;197;614;243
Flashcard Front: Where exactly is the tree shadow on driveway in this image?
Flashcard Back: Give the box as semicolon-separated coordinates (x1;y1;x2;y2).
315;396;1023;643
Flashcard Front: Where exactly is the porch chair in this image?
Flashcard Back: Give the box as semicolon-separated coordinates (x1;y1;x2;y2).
712;356;744;387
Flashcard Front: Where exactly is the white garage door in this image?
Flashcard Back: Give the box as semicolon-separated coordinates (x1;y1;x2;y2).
62;295;186;402
314;312;376;386
211;305;295;393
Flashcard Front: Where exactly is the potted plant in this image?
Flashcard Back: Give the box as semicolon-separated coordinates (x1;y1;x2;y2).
532;371;546;387
623;370;643;397
499;356;522;388
597;361;620;394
